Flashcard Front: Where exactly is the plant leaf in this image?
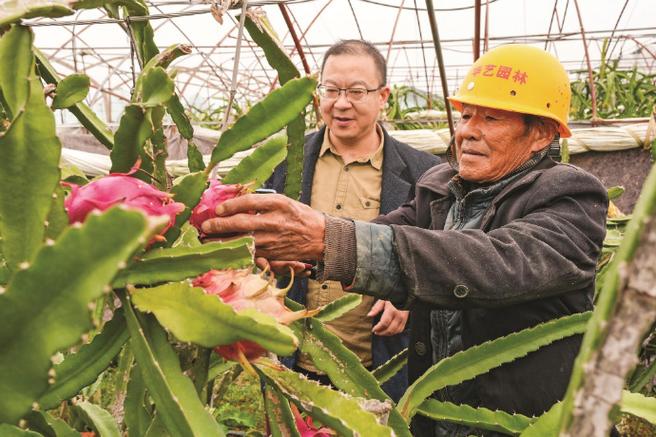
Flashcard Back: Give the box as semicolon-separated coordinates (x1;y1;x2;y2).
243;15;299;84
35;48;114;149
141;67;174;107
130;281;298;355
0;1;73;27
0;208;164;424
607;186;625;201
417;399;535;435
109;104;153;173
263;383;301;437
122;297;225;436
520;402;561;437
0;24;32;115
397;312;591;420
75;401;121;437
208;76;316;170
257;359;394;437
163;171;208;244
25;410;81;437
124;362;152;437
51;73;90;109
222;135;288;188
371;348;408;385
621;390;656;425
285;301;412;437
283;115;306;200
0;26;61;271
0;424;42;437
314;294;362;323
39;310;129;410
166;93;193;139
113;237;253;287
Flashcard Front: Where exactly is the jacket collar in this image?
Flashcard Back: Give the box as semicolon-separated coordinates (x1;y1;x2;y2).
418;154;557;201
301;124;411;214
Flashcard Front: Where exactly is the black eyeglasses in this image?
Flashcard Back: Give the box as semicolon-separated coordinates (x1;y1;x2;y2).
317;85;383;102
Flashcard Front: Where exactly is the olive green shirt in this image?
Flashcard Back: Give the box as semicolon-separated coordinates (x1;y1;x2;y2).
298;126;384;371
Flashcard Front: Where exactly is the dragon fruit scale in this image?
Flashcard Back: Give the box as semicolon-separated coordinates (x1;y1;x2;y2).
189;179;249;233
192;268;319;363
64;170;185;237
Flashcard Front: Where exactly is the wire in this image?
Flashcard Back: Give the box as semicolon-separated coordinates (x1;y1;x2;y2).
356;0;502;12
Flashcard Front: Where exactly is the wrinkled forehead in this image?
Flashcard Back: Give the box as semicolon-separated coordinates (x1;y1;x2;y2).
460;103;525;119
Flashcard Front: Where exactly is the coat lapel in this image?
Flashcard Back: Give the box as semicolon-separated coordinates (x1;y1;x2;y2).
300;126;325;205
380;128;411;214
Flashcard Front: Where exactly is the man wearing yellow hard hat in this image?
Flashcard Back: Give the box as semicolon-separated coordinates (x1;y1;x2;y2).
202;45;608;436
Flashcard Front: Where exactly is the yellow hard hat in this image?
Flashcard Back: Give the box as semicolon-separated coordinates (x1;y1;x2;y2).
449;44;572;138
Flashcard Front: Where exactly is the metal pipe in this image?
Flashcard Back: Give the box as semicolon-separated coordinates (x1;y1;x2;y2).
473;0;481;61
278;2;321;121
573;0;598;124
425;0;455;136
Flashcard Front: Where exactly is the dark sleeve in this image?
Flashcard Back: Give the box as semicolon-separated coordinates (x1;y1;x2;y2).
388;168;608;309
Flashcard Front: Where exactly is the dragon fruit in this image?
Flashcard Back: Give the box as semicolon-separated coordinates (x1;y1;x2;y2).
189;179;249;233
64;168;185;238
291;404;335;437
192;268;318;363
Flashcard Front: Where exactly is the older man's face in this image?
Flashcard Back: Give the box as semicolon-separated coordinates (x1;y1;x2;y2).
455;104;548;182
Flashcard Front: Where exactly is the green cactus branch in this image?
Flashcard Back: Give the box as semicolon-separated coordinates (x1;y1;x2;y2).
0;207;165;424
39;310;129;410
559;161;656;436
121;294;225;436
129;281;298;356
397;312;591;421
207;75;316;172
113;237;254;287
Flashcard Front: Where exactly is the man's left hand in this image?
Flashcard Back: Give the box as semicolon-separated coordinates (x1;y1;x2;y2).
368;300;409;336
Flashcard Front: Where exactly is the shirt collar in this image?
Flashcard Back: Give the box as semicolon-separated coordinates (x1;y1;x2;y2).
319;124;385;170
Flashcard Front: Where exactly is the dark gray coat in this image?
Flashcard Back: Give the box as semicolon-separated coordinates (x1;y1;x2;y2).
375;157;607;434
267;125;440;401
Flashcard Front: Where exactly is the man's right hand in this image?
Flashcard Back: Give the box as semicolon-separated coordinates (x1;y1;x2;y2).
201;193;326;261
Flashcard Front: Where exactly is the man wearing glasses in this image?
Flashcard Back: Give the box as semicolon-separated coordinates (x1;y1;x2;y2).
267;39;439;401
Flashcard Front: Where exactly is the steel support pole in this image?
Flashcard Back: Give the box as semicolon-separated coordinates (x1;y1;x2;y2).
425;0;455;136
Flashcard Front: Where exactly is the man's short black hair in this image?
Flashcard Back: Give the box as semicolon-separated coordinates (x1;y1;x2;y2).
321;39;387;86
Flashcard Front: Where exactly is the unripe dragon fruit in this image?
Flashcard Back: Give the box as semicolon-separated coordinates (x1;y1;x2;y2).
189;179;249;233
192;268;318;363
64;169;185;237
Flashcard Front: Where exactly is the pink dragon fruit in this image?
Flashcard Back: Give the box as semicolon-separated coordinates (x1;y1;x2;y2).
64;168;185;238
192;268;319;363
291;404;335;437
189;179;249;233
